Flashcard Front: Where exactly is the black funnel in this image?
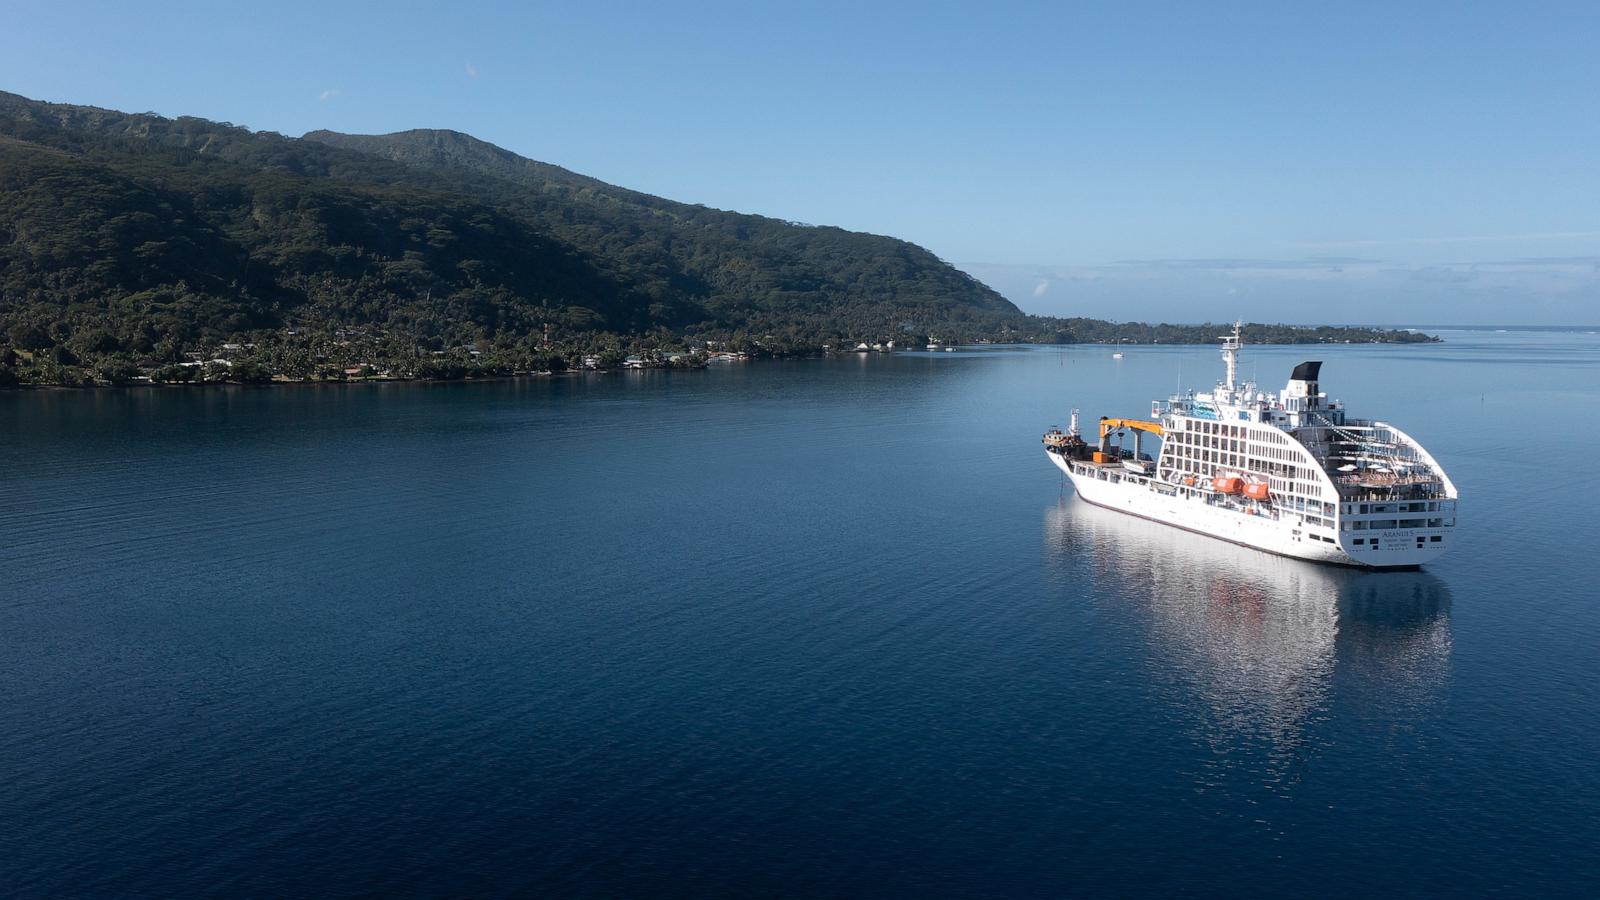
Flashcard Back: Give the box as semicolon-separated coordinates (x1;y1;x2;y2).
1291;361;1323;381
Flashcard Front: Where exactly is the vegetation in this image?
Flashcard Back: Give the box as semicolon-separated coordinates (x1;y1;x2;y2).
0;91;1436;387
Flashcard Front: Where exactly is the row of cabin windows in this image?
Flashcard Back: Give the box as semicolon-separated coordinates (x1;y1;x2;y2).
1172;429;1306;476
1344;518;1453;530
1171;437;1297;473
1342;501;1444;514
1169;428;1326;501
1189;419;1290;446
1169;450;1313;493
1353;536;1445;546
1284;497;1338;516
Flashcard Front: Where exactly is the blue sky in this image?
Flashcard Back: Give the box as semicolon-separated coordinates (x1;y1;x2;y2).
4;1;1597;323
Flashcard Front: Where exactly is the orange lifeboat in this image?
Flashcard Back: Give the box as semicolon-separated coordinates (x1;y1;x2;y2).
1182;475;1197;486
1211;476;1243;494
1243;482;1271;501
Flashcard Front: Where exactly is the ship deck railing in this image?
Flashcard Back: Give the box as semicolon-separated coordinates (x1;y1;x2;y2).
1333;471;1438;488
1333;473;1449;501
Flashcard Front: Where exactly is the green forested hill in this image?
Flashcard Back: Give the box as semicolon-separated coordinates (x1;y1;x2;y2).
303;127;1017;329
0;130;643;336
0;91;1016;356
0;90;1432;385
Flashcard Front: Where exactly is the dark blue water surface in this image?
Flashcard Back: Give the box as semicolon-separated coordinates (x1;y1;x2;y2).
3;330;1598;897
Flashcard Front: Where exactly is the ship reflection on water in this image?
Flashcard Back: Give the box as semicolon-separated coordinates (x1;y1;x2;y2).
1046;498;1452;782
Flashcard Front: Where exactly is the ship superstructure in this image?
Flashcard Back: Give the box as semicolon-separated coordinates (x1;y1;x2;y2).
1043;323;1457;568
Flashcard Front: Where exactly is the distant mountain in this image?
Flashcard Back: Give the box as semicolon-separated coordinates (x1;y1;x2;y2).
0;91;1016;356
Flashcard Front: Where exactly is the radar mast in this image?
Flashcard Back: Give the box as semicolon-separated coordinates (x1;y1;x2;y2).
1221;320;1243;395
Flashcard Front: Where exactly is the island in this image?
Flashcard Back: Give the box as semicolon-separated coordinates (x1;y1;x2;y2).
0;91;1435;387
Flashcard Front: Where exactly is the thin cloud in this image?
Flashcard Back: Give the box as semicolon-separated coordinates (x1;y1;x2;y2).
1300;230;1600;248
465;61;480;79
1112;257;1381;271
1032;279;1050;297
1489;256;1600;267
318;89;341;102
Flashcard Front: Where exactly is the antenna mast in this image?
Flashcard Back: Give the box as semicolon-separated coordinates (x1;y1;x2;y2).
1221;319;1242;394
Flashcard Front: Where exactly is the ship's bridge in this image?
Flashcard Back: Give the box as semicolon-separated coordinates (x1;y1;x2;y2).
1155;329;1352;431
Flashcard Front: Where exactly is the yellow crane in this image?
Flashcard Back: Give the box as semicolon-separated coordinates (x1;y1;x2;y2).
1098;417;1164;439
1096;417;1165;464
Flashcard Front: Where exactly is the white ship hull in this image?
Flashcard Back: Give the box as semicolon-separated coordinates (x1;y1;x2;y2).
1050;451;1445;569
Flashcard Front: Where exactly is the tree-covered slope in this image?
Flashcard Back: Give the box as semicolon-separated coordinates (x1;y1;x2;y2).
0;90;1018;356
303;127;1018;328
0;94;685;353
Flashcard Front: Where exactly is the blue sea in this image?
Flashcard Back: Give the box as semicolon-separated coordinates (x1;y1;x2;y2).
3;329;1597;897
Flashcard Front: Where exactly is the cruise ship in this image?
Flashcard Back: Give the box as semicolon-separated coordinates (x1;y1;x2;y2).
1043;324;1458;568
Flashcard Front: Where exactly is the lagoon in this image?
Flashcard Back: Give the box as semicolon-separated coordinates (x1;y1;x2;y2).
3;330;1597;896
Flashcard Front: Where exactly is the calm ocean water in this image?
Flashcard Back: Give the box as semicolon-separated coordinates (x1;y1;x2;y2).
3;329;1598;897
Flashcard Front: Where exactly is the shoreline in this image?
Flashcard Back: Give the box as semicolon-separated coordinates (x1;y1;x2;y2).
0;337;1466;392
0;370;574;392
